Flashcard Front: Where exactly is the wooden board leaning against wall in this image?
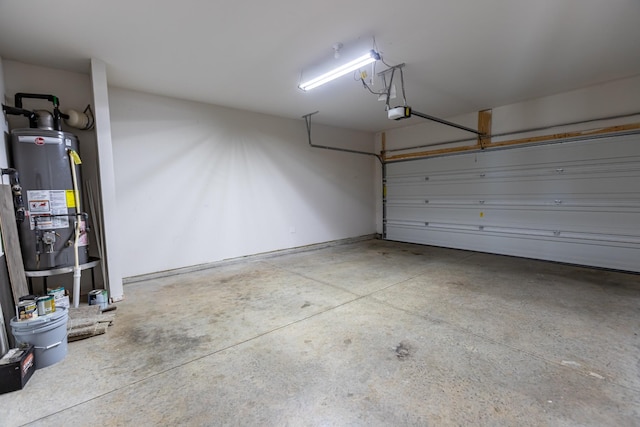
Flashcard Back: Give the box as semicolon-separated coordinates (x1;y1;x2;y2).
0;185;28;305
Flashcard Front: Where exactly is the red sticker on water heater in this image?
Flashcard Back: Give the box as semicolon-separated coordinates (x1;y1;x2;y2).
34;137;45;145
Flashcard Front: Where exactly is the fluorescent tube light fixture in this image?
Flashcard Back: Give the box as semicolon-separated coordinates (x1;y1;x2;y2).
298;50;379;91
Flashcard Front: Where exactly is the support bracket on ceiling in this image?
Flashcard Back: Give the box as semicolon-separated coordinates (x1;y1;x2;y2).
377;63;407;110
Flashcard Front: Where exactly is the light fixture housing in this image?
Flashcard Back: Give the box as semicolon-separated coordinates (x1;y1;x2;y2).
298;49;379;91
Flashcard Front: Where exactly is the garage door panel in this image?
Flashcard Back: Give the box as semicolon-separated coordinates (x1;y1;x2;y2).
387;171;640;189
387;194;640;207
385;133;640;272
385;227;640;272
388;177;639;198
388;205;638;232
388;137;640;176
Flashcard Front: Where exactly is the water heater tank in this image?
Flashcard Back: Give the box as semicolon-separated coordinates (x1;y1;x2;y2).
10;128;89;271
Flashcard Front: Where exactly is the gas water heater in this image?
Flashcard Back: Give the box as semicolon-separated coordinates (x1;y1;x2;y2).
2;93;91;271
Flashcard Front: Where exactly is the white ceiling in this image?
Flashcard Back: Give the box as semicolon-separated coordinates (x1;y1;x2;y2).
1;0;640;132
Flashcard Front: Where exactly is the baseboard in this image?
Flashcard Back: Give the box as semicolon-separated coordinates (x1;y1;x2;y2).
123;234;377;285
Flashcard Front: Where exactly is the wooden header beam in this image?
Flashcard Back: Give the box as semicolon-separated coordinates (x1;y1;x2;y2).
385;118;640;162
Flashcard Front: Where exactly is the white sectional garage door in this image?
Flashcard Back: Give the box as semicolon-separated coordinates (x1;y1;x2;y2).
385;132;640;273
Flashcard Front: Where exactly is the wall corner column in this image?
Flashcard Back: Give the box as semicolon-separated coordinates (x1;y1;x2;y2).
90;58;123;302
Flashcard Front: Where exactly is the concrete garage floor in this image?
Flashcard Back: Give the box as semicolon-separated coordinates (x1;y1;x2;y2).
1;238;639;426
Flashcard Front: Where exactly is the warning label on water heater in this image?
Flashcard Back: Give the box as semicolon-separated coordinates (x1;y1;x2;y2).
27;190;70;230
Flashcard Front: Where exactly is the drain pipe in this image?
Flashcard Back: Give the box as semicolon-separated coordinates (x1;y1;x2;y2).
67;149;83;308
303;112;382;163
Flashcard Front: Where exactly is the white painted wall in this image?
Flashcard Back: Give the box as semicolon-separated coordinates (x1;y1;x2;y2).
109;88;377;278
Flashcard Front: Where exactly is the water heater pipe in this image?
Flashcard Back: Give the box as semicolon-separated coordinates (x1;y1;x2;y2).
13;93;69;131
67;149;82;308
1;105;37;128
